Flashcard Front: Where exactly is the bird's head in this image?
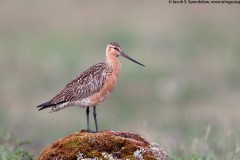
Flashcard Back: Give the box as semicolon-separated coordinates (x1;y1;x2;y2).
106;42;145;67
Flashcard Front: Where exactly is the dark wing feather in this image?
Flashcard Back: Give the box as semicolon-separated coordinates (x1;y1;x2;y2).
36;100;66;110
49;63;108;105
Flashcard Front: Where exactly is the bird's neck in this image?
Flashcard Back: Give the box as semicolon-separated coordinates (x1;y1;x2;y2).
106;53;121;76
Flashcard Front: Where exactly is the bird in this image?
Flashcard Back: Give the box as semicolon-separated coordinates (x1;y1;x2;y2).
36;42;145;132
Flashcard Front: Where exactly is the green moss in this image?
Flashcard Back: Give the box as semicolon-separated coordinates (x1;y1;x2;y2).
38;130;169;160
0;135;34;160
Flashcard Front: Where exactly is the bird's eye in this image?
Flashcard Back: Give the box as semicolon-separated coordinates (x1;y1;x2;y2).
114;47;119;51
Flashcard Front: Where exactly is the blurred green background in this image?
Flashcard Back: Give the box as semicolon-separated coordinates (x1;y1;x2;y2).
0;0;240;159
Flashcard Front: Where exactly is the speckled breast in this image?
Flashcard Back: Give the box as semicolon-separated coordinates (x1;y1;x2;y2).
87;68;120;106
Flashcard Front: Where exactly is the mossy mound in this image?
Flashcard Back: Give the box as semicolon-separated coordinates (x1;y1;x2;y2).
37;130;169;160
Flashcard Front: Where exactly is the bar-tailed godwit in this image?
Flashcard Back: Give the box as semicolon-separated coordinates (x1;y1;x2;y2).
36;42;144;132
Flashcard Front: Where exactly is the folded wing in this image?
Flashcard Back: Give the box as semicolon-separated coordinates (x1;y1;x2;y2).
37;63;108;110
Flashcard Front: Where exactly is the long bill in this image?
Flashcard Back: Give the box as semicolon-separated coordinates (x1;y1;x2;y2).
121;52;145;67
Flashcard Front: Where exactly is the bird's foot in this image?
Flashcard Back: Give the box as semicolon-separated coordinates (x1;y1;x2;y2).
86;129;98;133
80;129;99;133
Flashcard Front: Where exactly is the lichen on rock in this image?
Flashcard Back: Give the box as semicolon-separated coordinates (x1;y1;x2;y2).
37;130;169;160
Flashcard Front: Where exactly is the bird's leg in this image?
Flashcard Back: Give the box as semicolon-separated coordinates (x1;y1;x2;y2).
93;106;99;132
86;107;90;132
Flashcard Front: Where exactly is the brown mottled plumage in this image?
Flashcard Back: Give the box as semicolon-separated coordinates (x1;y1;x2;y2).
36;42;144;132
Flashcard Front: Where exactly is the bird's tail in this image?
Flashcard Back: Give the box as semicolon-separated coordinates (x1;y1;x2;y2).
36;101;55;111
